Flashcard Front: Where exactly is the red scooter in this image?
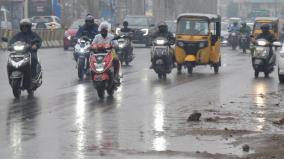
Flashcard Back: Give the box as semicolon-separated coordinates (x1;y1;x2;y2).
89;43;120;99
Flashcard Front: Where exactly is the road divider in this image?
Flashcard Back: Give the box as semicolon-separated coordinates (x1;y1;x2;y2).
1;29;65;49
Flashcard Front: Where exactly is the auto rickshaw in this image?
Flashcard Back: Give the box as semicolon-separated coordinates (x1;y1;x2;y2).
252;17;280;40
175;13;221;74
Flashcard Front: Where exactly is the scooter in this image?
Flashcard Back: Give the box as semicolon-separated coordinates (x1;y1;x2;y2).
73;36;91;80
251;39;281;78
117;33;134;66
4;39;42;98
89;43;121;99
239;34;250;53
151;37;173;79
231;31;239;50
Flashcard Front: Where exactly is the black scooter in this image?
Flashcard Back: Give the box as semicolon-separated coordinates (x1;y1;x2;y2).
3;38;42;98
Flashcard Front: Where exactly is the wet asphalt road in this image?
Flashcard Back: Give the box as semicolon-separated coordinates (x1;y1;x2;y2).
0;46;283;159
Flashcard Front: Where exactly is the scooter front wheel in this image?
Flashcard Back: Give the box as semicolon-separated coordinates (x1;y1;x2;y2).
12;79;21;98
254;71;259;78
95;82;105;99
77;59;85;80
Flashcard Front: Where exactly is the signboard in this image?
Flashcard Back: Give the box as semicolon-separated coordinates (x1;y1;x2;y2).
28;0;52;17
145;0;153;16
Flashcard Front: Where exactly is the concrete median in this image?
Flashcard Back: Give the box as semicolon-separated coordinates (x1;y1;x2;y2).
1;29;65;49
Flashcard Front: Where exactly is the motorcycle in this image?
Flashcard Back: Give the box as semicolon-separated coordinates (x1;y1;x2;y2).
5;40;42;98
251;39;279;78
73;36;91;80
89;43;121;99
239;34;250;53
117;33;134;66
151;37;173;79
230;31;239;50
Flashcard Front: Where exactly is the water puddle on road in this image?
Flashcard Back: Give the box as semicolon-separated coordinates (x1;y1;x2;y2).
161;134;253;157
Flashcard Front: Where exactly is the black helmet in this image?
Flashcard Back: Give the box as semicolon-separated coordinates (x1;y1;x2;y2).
123;21;128;27
158;21;168;32
20;19;32;32
85;14;94;24
241;22;246;26
261;24;270;32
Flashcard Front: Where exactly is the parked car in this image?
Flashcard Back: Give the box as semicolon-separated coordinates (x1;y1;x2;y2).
31;16;62;29
116;15;156;47
63;19;84;50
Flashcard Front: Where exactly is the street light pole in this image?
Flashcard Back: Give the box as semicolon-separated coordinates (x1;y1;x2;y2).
24;0;28;18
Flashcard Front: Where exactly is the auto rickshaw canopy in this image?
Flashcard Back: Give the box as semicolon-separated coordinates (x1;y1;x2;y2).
177;13;221;23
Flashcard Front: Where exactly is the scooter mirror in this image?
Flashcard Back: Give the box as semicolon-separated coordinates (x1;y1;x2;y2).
273;41;282;47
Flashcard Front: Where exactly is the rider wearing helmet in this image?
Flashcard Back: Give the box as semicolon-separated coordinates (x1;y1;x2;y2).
256;24;276;43
9;19;42;78
150;21;175;69
76;14;99;40
240;22;251;35
93;22;120;84
229;22;240;33
120;21;133;33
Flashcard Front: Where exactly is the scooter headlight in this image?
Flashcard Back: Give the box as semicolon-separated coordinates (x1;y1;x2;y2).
95;62;105;72
156;39;166;45
13;45;25;51
118;42;126;48
257;40;268;46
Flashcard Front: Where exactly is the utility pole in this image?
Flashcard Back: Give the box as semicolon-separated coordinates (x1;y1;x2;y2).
24;0;28;18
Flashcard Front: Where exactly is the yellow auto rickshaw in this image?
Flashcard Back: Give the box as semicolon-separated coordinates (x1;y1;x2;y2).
175;13;221;74
252;17;280;40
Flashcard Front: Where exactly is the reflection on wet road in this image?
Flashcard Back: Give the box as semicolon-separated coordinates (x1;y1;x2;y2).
0;47;283;158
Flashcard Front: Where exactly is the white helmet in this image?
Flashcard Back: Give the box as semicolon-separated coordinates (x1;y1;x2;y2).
98;21;111;32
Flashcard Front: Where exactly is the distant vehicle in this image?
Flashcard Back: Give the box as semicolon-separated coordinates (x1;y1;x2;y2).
31;16;62;29
0;7;12;30
228;17;241;27
63;19;84;50
221;22;229;46
116;15;156;47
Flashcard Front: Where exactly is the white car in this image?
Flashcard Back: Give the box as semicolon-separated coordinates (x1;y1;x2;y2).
31;16;62;29
277;42;284;83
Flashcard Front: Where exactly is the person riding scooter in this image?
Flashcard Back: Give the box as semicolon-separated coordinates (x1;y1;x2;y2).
9;19;42;78
150;22;175;69
92;22;120;84
228;22;240;47
118;21;134;62
239;22;251;53
120;21;133;33
255;24;277;62
76;14;98;40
